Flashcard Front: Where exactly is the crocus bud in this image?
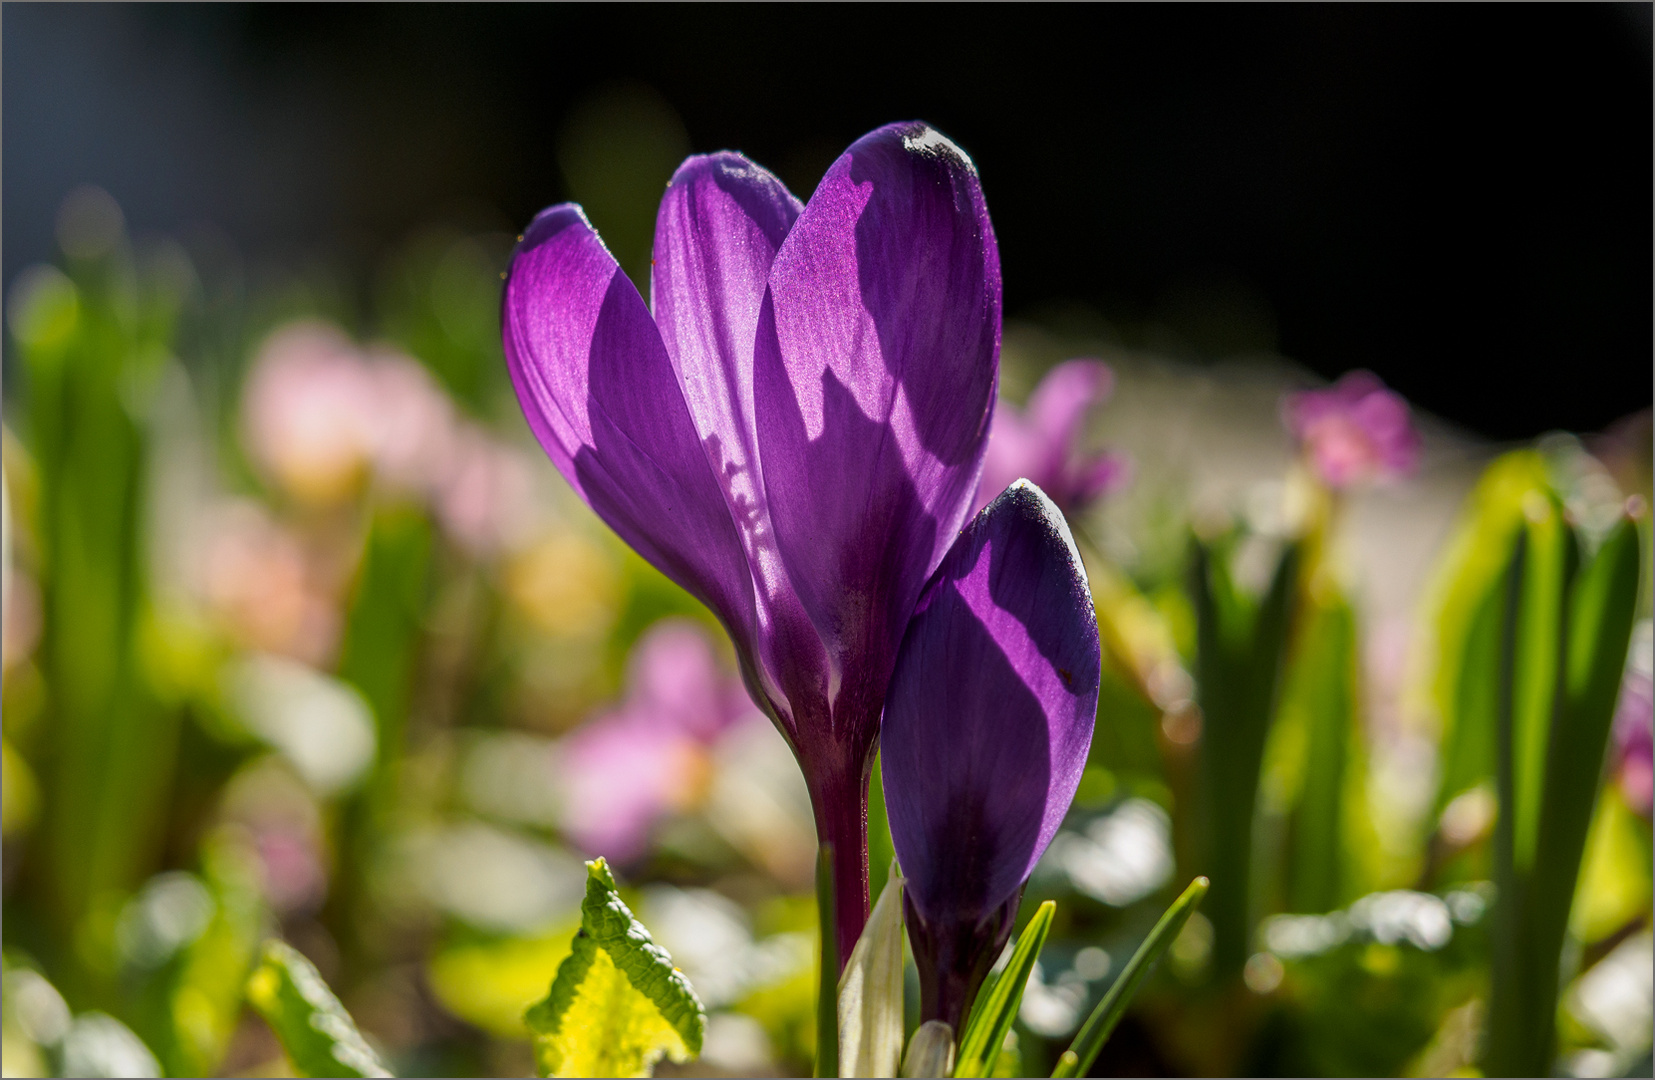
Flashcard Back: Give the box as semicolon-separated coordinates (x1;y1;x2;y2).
881;480;1102;1031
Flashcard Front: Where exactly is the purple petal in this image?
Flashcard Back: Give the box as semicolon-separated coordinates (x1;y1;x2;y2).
503;204;755;644
650;155;831;730
882;480;1100;925
973;410;1039;517
754;122;1001;737
1069;450;1132;505
1027;359;1114;469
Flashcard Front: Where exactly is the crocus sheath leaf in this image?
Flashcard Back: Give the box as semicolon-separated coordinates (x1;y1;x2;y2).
883;480;1100;1029
245;940;391;1078
1051;877;1209;1079
525;859;705;1078
954;900;1055;1079
756;121;1001;750
902;1021;957;1078
838;861;907;1078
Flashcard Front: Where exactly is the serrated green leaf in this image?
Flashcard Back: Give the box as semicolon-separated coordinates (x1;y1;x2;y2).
525;858;705;1078
246;939;390;1078
1052;877;1209;1078
953;900;1054;1078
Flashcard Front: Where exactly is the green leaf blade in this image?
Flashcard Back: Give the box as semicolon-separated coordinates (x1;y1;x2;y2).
525;858;706;1078
1053;877;1209;1079
246;939;391;1078
953;900;1055;1078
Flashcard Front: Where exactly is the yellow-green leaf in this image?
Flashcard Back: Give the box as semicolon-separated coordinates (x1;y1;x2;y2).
246;940;390;1078
525;858;705;1078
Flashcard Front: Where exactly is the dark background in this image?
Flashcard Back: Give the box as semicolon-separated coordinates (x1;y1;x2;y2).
5;3;1650;439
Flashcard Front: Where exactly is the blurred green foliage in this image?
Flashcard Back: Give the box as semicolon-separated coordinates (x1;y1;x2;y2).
0;184;1648;1079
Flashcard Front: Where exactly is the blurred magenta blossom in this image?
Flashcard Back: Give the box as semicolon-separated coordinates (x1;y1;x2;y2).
1612;668;1653;817
1283;370;1421;488
503;122;1000;958
558;620;761;861
973;359;1128;517
242;321;537;556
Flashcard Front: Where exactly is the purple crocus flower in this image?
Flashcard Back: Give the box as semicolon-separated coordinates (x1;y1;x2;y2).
1282;370;1421;488
972;359;1129;517
882;480;1101;1032
503;122;1000;960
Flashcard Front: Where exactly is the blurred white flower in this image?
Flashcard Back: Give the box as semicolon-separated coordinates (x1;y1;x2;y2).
3;967;71;1048
1348;890;1452;951
1046;798;1174;907
60;1013;160;1079
699;1012;774;1073
1569;932;1654;1065
222;654;376;796
394;822;586;934
114;872;214;971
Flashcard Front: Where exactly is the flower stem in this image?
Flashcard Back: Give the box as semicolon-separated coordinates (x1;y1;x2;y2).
807;755;871;974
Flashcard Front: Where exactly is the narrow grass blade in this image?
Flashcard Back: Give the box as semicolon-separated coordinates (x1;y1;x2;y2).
1052;877;1209;1078
953;900;1055;1078
816;843;839;1079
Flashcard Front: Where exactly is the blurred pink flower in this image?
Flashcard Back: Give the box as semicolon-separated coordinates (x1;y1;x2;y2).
1283;370;1421;488
253;825;330;915
2;569;40;673
200;501;339;666
1612;668;1653;818
974;359;1129;516
557;620;759;862
243;323;381;505
433;427;539;558
242;319;542;558
360;348;457;496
